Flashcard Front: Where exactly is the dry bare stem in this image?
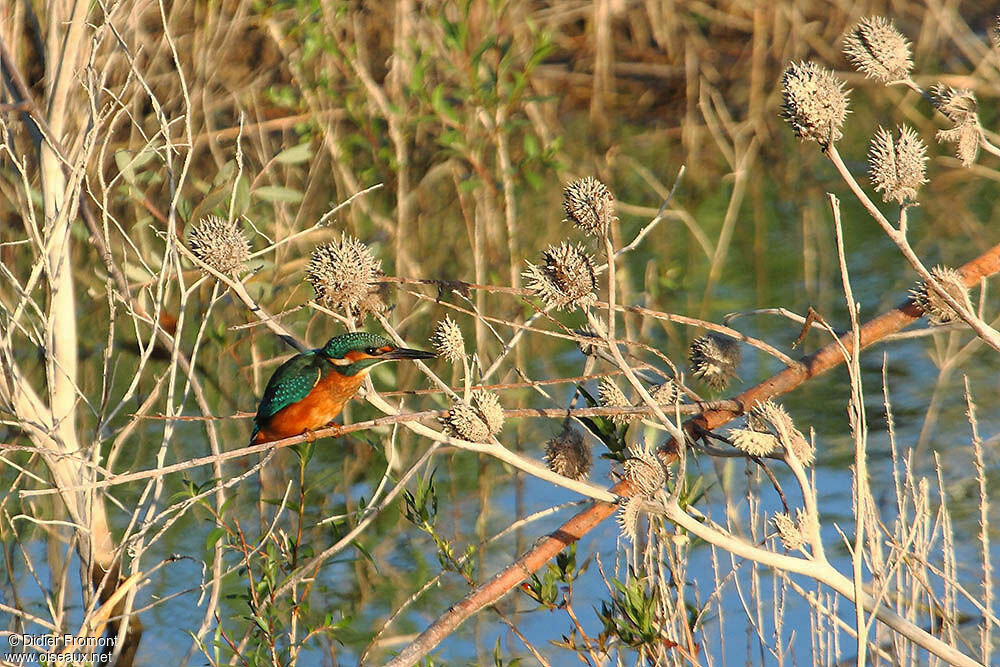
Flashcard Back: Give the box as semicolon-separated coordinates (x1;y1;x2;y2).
387;240;1000;667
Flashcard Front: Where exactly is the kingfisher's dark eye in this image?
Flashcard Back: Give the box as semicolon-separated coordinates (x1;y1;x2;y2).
365;347;378;355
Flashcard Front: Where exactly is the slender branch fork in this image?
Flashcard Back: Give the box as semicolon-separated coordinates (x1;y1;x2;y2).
14;402;737;497
11;159;997;664
4;8;998;662
383;240;1000;667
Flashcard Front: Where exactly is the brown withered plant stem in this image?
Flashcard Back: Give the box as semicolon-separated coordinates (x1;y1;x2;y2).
386;240;1000;667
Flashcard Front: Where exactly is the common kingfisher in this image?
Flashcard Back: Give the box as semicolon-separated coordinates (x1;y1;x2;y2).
251;332;435;444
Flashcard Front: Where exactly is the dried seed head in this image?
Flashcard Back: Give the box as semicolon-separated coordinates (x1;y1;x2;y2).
992;16;1000;49
773;513;806;551
617;496;642;542
471;390;505;436
931;84;982;167
750;400;814;466
563;176;617;237
868;125;928;204
937;124;981;167
443;402;490;442
689;334;741;390
787;430;815;467
750;400;794;433
188;215;250;275
728;428;780;457
931;84;978;124
746;409;770;434
910;265;972;325
780;61;850;146
574;327;602;356
355;285;390;315
544;426;592;480
523;242;598;311
843;16;913;83
598;378;632;426
650;379;680;406
623;447;667;498
432;316;466;363
307;235;386;315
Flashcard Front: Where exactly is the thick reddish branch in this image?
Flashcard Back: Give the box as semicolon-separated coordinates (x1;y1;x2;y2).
687;239;1000;434
385;479;633;666
386;241;1000;666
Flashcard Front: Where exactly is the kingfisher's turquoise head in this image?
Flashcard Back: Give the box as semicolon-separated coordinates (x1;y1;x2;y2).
319;332;435;376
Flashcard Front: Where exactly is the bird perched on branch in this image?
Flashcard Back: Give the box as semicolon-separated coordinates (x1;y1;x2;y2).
251;332;434;444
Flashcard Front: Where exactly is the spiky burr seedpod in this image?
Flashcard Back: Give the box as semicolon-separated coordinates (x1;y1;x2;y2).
728;428;780;457
868;125;928;204
598;377;632;426
843;16;913;83
188;215;250;275
932;84;978;124
617;496;642;543
689;333;741;390
786;431;815;467
623;447;667;498
751;400;794;433
910;265;973;326
307;235;386;315
750;400;814;466
574;327;601;356
773;513;806;551
523;242;598;311
780;61;850;146
544;426;592;480
931;84;982;167
650;379;680;406
563;176;617;237
432;316;466;363
442;402;491;443
471;390;505;436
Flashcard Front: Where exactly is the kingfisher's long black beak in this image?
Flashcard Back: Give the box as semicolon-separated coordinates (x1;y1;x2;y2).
383;347;436;361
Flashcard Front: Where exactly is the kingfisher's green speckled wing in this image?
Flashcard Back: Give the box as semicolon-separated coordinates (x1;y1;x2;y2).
254;352;324;425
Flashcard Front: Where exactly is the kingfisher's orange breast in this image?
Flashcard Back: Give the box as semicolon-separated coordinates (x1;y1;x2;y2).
255;371;366;443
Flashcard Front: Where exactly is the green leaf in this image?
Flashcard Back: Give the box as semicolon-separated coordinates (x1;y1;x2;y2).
205;527;226;552
114;147;158;186
274;142;313;165
213;160;236;186
352;539;377;569
523;133;538;158
188;185;231;225
253;185;304;203
232;177;251;218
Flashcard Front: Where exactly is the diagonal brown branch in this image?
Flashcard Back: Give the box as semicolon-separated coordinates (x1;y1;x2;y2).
385;240;1000;667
